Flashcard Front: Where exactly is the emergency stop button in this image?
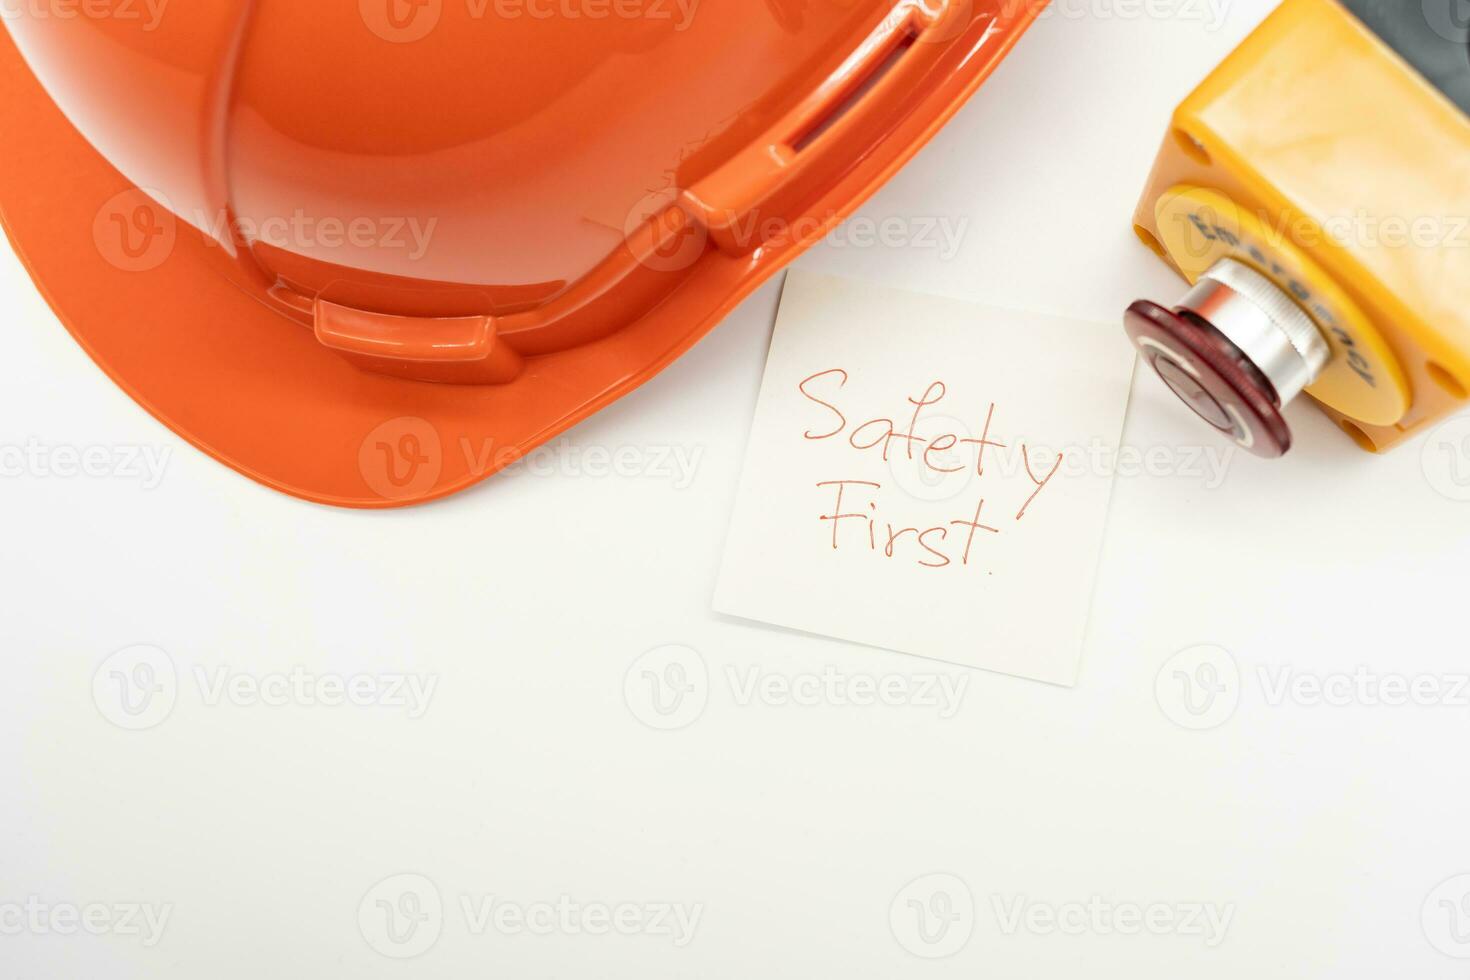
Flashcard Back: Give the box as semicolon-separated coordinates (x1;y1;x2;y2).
1125;258;1331;458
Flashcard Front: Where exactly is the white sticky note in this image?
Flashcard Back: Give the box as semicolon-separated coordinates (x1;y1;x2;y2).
714;270;1137;686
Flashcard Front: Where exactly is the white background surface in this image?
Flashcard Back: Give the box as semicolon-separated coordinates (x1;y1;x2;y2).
4;2;1470;977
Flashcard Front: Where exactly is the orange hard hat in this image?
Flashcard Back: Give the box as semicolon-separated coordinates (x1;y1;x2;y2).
0;0;1041;507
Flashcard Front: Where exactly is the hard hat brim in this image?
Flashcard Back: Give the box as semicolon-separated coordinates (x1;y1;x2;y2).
0;12;1038;508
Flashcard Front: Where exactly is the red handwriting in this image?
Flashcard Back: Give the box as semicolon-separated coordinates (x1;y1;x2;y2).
1016;445;1062;521
799;370;1008;473
817;482;1001;570
800;369;1065;570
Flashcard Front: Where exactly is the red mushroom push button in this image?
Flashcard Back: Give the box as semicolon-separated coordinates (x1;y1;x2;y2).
1124;258;1331;458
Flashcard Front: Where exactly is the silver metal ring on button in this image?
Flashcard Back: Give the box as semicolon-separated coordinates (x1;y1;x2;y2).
1177;258;1330;405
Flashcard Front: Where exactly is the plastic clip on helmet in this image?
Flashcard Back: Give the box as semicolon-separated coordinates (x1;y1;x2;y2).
0;0;1043;507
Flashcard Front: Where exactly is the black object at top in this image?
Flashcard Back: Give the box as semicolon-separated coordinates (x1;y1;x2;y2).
1341;0;1470;115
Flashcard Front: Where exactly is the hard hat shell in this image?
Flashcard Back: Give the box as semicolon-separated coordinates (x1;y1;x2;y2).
0;0;1042;507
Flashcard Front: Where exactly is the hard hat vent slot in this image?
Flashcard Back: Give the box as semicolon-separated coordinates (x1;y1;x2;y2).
792;26;919;153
